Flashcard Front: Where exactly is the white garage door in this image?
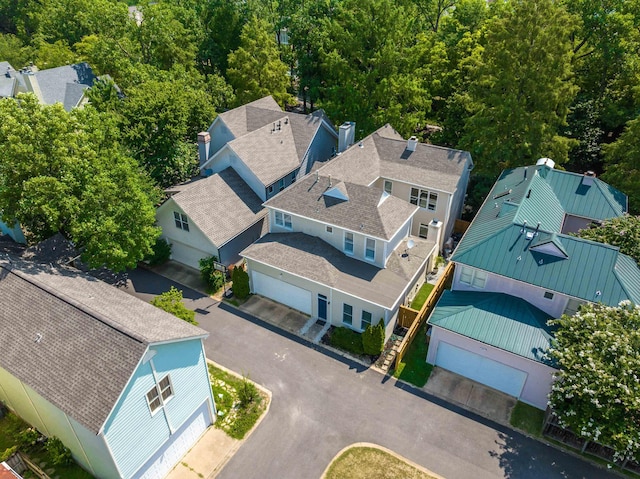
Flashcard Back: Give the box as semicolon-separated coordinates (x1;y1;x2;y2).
136;401;210;479
169;239;211;270
435;342;527;398
252;271;312;314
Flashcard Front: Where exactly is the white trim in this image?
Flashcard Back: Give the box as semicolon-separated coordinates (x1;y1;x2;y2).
343;230;355;255
148;335;209;347
100;431;125;479
199;142;231;172
364;237;376;262
63;413;96;476
158;199;219;250
19;381;50;436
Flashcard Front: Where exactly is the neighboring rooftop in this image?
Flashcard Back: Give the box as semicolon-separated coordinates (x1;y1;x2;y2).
168;167;267;247
242;233;434;309
0;259;207;433
429;291;554;365
451;164;640;305
318;124;472;193
264;173;418;240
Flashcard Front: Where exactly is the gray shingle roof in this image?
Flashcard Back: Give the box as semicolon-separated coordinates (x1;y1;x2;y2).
169;168;267;247
264;173;418;240
0;62;19;98
33;62;96;111
242;233;435;308
0;260;207;433
218;96;283;137
319;124;472;193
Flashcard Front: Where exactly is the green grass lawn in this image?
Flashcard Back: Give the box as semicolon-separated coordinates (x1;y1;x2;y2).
392;321;433;387
0;412;93;478
510;401;544;437
410;283;434;310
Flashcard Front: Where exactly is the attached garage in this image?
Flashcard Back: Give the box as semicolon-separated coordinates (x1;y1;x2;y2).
135;400;211;479
435;342;527;397
168;239;212;270
251;271;312;314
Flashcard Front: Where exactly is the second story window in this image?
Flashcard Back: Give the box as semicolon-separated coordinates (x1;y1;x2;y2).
384;180;393;194
174;212;189;232
459;266;487;289
410;188;438;211
344;232;354;254
365;238;375;261
278;178;286;191
275;211;292;229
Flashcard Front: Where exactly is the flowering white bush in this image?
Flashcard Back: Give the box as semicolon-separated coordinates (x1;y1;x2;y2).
548;302;640;461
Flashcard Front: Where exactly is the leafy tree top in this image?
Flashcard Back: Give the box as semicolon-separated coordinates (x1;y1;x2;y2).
574;215;640;265
150;286;198;325
548;302;640;461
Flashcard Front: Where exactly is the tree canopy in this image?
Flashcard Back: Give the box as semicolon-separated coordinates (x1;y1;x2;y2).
574;215;640;264
0;95;160;271
548;302;640;462
151;286;198;325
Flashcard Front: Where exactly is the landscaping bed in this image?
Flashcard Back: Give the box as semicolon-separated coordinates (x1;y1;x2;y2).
208;364;269;440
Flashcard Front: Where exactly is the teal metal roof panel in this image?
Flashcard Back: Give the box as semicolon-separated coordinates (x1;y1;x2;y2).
513;174;565;232
429;291;554;364
614;254;640;304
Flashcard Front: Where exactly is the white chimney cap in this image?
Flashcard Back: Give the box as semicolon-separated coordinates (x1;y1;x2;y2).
536;157;555;168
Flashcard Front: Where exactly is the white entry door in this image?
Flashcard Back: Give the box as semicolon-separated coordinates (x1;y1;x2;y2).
251;271;312;314
435;342;527;398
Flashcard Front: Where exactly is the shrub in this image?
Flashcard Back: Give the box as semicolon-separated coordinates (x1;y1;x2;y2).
17;427;40;450
199;256;225;293
231;265;250;299
238;376;259;408
45;436;72;466
145;237;172;266
362;319;385;355
0;446;18;462
150;286;198;325
330;327;364;355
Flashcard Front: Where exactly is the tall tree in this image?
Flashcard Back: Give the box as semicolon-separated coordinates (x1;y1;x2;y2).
548;302;640;463
460;0;578;177
573;215;640;264
0;95;160;271
227;16;293;107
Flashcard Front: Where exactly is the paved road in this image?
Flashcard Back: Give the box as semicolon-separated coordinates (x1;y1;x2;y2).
125;268;615;479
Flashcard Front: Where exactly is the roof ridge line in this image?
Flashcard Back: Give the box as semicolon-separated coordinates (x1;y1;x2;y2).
1;261;147;344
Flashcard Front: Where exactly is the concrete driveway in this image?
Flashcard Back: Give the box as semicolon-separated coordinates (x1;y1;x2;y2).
123;268;615;479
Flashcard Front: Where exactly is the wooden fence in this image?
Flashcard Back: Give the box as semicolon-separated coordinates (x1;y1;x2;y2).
5;452;51;479
454;219;471;234
394;262;454;370
397;305;419;328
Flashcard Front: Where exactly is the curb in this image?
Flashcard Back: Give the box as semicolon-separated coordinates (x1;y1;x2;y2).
206;359;273;479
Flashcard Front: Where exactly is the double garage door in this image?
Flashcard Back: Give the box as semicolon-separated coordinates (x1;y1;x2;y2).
135;401;211;479
251;271;312;315
435;342;527;398
169;239;211;270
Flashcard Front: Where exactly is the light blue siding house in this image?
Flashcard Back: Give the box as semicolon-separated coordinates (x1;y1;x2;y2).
0;259;215;479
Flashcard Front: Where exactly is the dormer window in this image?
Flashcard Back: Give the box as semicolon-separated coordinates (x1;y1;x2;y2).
275;211;292;229
278;178;286;191
174;212;189;232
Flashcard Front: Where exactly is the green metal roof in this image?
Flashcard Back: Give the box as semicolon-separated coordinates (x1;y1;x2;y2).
429;291;554;365
452;165;640;305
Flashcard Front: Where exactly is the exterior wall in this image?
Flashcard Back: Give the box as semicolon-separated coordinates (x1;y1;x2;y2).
427;327;555;410
385;220;412;265
0;366;119;478
203;147;267;201
265;169;299;201
218;217;266;266
0;218;26;244
157;200;218;268
451;264;573;318
444;165;472;242
268;209;388;269
103;339;213;479
301;123;338;174
371;178;452;251
207;118;235;159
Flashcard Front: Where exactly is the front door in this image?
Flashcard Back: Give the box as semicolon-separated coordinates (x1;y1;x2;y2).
318;294;328;322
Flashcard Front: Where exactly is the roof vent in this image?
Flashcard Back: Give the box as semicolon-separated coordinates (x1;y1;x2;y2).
582;170;596;186
407;136;418;152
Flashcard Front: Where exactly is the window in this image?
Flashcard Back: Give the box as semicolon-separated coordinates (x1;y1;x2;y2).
419;223;429;239
267;185;274;194
384;180;393;194
275;211;292;229
290;172;297;183
365;238;375;261
278;178;286;191
410;188;438;211
544;291;554;300
343;304;353;325
361;310;372;330
174;212;189;231
459;266;487;289
344;232;354;254
326;226;333;234
146;374;173;413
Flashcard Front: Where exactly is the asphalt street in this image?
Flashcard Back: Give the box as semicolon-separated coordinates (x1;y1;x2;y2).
124;268;616;479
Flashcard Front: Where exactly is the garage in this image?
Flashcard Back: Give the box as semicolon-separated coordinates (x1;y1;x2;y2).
135;400;211;479
435;342;527;398
167;238;212;270
251;271;312;314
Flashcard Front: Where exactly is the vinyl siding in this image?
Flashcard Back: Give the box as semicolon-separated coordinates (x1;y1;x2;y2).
301;122;338;175
207;118;235;158
103;340;212;479
205;147;267;201
219;218;266;265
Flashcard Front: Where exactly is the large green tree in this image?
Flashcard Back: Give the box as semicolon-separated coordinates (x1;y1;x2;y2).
227;16;293;107
548;302;640;463
574;215;640;264
0;94;160;271
461;0;578;177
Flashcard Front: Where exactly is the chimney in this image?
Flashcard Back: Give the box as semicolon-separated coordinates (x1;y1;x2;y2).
338;121;355;153
407;136;418;152
428;219;443;267
536;157;555;169
328;174;332;187
197;132;211;168
22;72;43;102
582;170;596;186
